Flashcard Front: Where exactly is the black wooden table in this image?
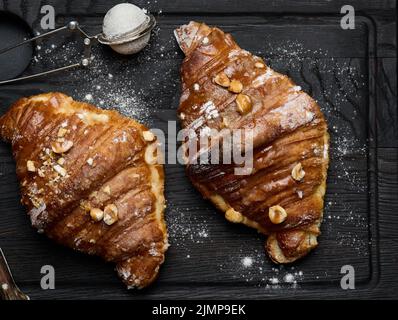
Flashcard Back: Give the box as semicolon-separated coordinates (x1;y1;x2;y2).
0;0;396;299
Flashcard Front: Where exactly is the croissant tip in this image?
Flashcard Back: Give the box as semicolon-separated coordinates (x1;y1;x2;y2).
174;21;202;54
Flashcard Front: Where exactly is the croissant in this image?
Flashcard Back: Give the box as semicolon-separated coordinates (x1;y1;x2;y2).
175;22;329;263
0;92;168;288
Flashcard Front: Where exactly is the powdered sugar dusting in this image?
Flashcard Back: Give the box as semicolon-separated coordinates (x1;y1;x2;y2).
26;24;371;288
218;246;305;287
167;204;211;247
242;257;253;268
29;20;180;126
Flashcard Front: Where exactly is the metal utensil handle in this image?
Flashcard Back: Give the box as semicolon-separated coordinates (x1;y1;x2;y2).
0;248;30;300
0;25;67;56
0;61;82;85
0;21;96;85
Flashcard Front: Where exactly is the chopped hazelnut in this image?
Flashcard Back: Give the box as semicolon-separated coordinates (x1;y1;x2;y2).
269;205;287;224
57;127;68;137
51;140;73;154
221;117;230;128
225;208;243;223
236;93;252;115
37;169;45;177
86;158;94;166
90;191;99;199
228;79;243;93
142;131;155;142
27;160;36;172
103;204;118;225
213;72;230;88
144;143;158;165
291;162;305;181
103;185;111;195
90;208;104;222
80;200;91;212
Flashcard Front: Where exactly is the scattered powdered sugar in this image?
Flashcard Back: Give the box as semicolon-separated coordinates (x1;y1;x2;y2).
29;21;179;126
28;24;371;287
242;257;253;268
198;229;208;238
283;273;295;283
84;94;93;101
269;277;279;285
201;101;219;120
166;204;211;248
217;245;305;287
167;202;306;287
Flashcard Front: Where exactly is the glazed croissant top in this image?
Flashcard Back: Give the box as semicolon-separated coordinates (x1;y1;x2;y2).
175;22;329;263
0;93;168;288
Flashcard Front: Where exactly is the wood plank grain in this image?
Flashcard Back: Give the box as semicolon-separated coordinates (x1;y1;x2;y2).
0;0;396;299
3;0;394;15
376;58;397;147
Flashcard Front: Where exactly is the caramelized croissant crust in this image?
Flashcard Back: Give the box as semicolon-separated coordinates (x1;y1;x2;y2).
0;92;168;288
175;22;329;263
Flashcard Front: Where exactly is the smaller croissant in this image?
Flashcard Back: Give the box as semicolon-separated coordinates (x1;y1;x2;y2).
0;92;168;288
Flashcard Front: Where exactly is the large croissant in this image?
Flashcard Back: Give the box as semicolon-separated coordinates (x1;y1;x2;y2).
0;93;168;288
175;22;329;263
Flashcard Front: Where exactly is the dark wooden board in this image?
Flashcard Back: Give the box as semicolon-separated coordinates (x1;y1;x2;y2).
0;0;396;299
